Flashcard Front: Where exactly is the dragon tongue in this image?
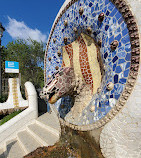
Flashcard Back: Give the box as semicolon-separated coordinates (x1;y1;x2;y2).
48;94;58;104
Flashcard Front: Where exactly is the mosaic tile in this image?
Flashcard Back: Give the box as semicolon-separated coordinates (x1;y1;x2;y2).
44;0;135;126
78;35;93;90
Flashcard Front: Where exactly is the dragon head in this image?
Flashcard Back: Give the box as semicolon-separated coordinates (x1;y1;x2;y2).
43;67;75;104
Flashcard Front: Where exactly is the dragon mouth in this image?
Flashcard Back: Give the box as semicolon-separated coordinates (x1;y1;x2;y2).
48;91;55;101
48;91;58;104
44;79;59;104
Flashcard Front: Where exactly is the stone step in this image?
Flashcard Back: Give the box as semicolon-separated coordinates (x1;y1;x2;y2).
17;130;41;154
27;123;59;146
6;139;25;158
0;149;4;158
36;114;60;137
37;112;60;132
36;120;60;138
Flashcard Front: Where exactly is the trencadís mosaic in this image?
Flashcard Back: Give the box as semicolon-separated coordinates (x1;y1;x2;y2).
44;0;140;130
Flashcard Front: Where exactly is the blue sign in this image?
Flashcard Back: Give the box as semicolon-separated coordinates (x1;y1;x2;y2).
5;61;19;73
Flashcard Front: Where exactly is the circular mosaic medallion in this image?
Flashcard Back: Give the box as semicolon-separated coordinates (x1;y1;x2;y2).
44;0;140;131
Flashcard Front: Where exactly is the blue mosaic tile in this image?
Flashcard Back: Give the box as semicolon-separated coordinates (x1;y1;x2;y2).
125;43;131;52
119;78;127;84
114;74;118;84
113;63;117;71
109;35;114;44
118;59;126;64
109;7;118;16
121;34;130;44
124;69;130;77
105;106;111;113
125;62;130;69
112;51;117;57
105;25;109;31
106;10;110;16
117;51;126;58
122;28;128;36
115;33;121;41
115;94;120;100
115;12;121;20
112;56;118;63
125;53;131;61
115;66;122;73
104;52;108;59
108;2;114;11
118;17;124;25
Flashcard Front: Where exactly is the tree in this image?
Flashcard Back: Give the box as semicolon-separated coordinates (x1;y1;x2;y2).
2;39;45;91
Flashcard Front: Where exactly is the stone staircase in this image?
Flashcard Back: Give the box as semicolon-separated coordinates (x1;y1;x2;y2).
0;111;61;158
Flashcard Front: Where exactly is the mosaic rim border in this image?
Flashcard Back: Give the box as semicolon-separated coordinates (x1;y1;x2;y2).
44;0;140;131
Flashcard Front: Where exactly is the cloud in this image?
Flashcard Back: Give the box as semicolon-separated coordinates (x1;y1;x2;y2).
6;17;47;43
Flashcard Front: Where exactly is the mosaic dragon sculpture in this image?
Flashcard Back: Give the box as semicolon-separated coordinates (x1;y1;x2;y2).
41;33;104;123
42;67;76;104
41;67;93;121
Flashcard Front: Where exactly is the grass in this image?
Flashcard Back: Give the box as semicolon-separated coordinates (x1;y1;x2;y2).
0;110;22;126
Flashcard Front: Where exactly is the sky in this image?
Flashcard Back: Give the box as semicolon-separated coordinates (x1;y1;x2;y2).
0;0;65;46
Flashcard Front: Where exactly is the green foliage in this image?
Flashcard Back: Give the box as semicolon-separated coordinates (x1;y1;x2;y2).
0;94;8;103
2;39;45;90
0;110;22;126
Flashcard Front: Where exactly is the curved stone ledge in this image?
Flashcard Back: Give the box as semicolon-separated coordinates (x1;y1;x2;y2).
0;81;38;147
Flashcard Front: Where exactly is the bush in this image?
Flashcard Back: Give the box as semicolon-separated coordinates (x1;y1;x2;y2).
0;94;8;103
